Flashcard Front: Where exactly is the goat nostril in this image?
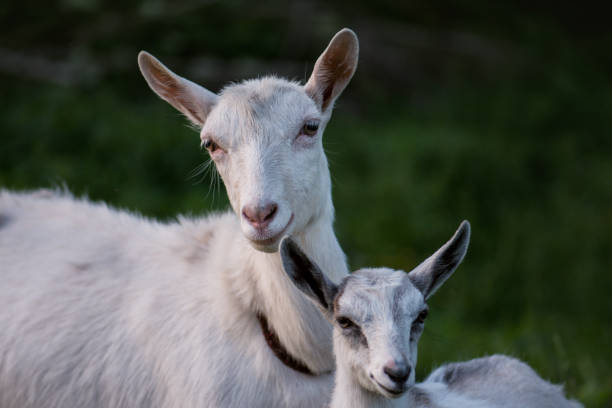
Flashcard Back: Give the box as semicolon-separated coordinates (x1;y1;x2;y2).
242;208;255;223
263;203;277;221
383;364;411;384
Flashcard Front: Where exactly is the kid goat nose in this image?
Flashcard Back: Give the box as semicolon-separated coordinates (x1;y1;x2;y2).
242;202;278;229
383;361;411;385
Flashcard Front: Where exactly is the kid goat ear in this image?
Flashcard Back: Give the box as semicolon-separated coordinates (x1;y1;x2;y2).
279;237;338;316
408;220;471;300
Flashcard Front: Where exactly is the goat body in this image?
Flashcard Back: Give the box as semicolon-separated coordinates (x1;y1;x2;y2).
425;354;584;408
0;28;359;408
0;190;337;407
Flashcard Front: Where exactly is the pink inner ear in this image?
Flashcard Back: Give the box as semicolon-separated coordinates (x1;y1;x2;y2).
140;52;217;127
323;50;354;82
317;68;348;111
144;59;177;97
178;96;205;124
307;35;357;111
322;84;334;110
149;64;205;124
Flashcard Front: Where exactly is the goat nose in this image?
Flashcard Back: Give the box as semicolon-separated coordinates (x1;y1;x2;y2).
383;361;411;385
242;202;278;229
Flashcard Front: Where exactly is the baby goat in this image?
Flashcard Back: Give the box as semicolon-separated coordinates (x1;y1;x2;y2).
280;221;583;408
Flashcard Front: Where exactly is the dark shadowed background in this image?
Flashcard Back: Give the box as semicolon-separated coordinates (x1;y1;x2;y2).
1;1;610;405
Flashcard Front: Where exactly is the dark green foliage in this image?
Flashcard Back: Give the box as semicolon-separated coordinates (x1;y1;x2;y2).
0;1;610;405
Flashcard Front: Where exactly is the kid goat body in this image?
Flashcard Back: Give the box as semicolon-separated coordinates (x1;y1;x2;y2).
0;29;358;408
280;221;583;408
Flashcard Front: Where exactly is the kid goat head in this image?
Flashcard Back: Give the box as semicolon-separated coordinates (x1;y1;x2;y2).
280;221;471;398
138;29;359;252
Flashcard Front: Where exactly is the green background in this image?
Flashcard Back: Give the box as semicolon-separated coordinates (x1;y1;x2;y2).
1;1;610;405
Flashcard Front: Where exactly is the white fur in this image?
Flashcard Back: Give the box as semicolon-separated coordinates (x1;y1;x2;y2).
280;222;583;408
0;28;359;408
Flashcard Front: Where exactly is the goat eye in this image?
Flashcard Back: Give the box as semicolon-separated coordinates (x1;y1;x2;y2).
415;309;429;324
301;120;320;137
203;139;219;153
336;317;355;329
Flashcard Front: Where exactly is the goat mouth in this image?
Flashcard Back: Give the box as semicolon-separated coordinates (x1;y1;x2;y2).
375;380;406;398
249;214;294;248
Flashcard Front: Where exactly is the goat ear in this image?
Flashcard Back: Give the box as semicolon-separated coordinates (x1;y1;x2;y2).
305;28;359;113
408;221;471;300
280;236;338;316
138;51;218;127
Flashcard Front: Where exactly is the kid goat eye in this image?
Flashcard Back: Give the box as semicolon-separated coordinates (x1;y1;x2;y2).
415;309;428;324
336;316;355;329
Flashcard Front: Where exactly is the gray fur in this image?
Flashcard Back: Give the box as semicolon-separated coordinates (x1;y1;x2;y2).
425;355;583;408
0;213;12;229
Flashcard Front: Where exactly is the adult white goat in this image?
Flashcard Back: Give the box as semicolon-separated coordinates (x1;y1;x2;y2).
0;29;357;408
280;221;583;408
